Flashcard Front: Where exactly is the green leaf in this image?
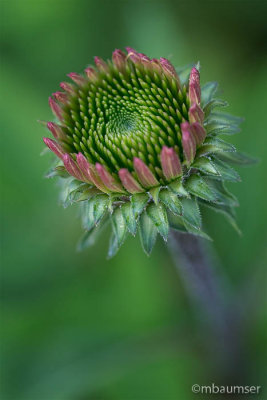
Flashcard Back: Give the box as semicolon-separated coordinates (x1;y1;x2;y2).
131;193;149;218
217;151;258;166
201;82;218;106
121;202;137;235
159;189;182;216
211;157;241;182
168;178;189;197
111;207;127;248
179;197;201;229
139;212;158;255
185;175;217;202
146;203;169;241
200;200;241;235
203;99;228;117
197;138;236;157
205;179;239;207
192;157;219;176
149;186;161;204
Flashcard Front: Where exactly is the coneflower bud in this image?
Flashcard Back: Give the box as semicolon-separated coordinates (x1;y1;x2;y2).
42;48;249;256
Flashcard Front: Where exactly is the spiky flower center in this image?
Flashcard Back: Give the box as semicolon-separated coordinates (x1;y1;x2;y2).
62;61;189;181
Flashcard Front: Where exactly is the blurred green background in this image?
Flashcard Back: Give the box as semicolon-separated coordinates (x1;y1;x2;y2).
1;0;267;399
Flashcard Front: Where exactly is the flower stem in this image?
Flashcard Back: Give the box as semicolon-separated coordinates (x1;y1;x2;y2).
168;229;243;380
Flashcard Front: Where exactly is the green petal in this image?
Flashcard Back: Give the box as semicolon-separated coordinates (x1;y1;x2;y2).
139;212;158;255
146;203;169;241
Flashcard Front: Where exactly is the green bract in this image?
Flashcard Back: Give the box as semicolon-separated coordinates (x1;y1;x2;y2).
42;48;254;257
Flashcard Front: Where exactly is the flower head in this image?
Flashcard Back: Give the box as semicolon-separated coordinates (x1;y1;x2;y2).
42;48;252;256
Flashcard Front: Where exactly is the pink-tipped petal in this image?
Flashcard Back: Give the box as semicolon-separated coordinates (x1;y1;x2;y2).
118;169;144;193
84;67;98;81
48;97;63;120
47;122;65;140
63;154;84;181
181;122;196;165
190;122;206;145
67;73;86;85
112;49;126;70
160;146;182;180
52;91;69;104
94;57;108;72
60;82;76;94
133;158;159;188
95;163;125;193
189;67;201;105
76;153;109;192
126;47;141;63
188;103;204;124
159;58;179;81
43;137;65;160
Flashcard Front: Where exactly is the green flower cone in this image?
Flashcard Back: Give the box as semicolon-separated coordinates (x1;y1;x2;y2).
42;48;254;257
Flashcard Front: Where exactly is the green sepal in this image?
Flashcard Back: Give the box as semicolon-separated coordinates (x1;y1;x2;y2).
131;192;149;218
183;219;212;240
121;202;137;235
192;157;219;176
201;82;218;106
93;194;109;223
216;151;258;166
139;212;158;255
159;189;182;216
185;175;217;202
210;157;241;182
203;99;228;117
46;165;69;179
146;203;169;241
167;212;187;233
176;63;194;86
60;178;83;208
205;121;240;136
168;178;189;197
111;207;127;248
197;138;236;157
74;187;102;202
205;179;239;207
200;200;241;235
179;197;201;229
149;186;161;204
209;111;244;125
168;212;211;240
77;218;108;252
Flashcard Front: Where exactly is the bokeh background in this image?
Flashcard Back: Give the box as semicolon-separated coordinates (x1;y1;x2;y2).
1;0;267;399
